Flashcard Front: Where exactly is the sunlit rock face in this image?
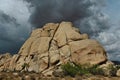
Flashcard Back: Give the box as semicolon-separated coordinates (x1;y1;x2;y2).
0;22;107;76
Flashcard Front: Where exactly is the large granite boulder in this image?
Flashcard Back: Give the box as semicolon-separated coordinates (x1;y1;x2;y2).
0;22;107;76
70;39;107;65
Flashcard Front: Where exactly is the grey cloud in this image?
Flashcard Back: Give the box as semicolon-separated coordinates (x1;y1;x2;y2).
25;0;107;30
77;13;109;36
96;25;120;61
0;1;31;53
0;11;17;25
24;0;109;40
0;11;18;41
0;0;32;53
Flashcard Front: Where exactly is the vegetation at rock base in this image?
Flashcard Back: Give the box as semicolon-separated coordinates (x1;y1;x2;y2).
61;62;120;77
61;62;105;77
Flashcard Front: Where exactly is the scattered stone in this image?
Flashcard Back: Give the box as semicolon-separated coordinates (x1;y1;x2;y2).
52;68;64;77
13;72;19;76
24;75;31;80
0;72;120;80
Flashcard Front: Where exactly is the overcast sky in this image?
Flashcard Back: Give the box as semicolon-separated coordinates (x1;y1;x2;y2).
0;0;120;61
97;0;120;61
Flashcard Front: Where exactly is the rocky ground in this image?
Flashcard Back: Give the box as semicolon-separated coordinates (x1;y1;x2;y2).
0;72;120;80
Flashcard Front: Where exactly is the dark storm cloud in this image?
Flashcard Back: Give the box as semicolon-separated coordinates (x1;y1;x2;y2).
0;11;18;41
0;0;31;53
25;0;108;36
0;11;30;53
0;11;16;23
26;0;91;27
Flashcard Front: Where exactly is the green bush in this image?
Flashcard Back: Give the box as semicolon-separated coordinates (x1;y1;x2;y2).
61;62;80;77
61;62;104;77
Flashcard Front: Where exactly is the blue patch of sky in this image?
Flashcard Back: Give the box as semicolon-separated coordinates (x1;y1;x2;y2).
104;0;120;25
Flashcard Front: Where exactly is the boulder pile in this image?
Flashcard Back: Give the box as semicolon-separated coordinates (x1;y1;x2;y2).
0;22;107;76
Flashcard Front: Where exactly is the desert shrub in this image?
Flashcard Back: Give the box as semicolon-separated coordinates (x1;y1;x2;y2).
61;62;104;77
61;62;80;77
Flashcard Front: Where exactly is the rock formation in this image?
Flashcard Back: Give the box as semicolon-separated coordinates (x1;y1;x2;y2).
0;53;12;71
0;22;107;76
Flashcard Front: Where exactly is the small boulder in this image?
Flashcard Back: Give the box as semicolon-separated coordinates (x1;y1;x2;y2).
116;69;120;77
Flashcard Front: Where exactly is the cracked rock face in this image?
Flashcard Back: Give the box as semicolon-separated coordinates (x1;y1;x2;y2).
0;53;12;71
0;22;107;76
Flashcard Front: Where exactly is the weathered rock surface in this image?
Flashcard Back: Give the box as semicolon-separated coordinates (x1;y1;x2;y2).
0;53;11;65
0;53;12;71
0;22;107;76
70;39;107;65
